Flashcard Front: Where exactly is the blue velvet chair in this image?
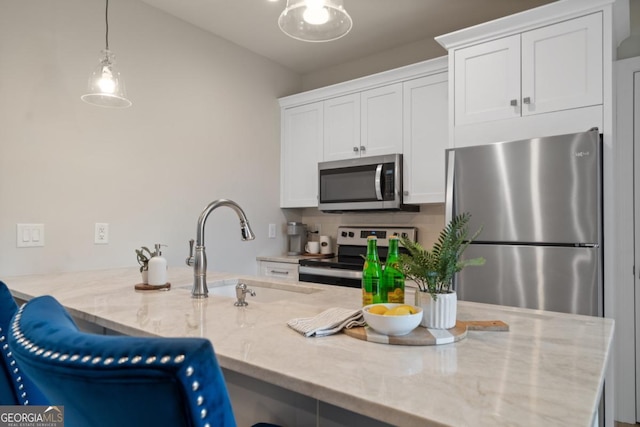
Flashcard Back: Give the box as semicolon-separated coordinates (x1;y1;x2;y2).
8;294;237;427
0;281;47;405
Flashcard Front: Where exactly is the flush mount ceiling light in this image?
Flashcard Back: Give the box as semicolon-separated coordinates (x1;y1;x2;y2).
81;0;131;108
278;0;352;43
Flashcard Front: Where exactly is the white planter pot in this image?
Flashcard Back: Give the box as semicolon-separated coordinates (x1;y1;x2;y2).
141;269;149;284
415;291;457;329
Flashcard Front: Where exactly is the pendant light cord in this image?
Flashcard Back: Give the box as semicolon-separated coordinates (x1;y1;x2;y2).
105;0;109;51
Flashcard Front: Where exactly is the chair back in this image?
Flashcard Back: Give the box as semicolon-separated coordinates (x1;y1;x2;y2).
8;295;236;427
0;281;47;405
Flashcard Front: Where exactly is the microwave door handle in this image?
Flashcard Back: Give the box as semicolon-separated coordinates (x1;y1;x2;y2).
374;164;383;200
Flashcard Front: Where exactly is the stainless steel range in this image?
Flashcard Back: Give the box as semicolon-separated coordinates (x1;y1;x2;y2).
298;226;417;288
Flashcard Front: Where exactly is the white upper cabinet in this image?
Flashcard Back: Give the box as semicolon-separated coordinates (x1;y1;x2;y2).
324;83;403;161
403;73;448;204
454;12;602;127
280;102;323;208
520;13;602;116
323;93;360;161
279;57;448;208
360;83;403;158
454;35;521;125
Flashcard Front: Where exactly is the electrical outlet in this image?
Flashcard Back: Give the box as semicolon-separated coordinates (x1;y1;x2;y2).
268;223;276;239
95;223;109;244
16;224;45;248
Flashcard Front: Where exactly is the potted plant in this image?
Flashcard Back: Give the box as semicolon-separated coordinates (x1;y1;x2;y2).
135;246;156;284
399;213;485;329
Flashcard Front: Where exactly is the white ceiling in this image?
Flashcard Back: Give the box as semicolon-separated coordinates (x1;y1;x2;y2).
138;0;557;75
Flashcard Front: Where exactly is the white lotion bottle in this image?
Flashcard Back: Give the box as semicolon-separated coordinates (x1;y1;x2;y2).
148;243;167;286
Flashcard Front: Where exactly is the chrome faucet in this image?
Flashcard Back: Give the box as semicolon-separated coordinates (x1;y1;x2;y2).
186;199;255;298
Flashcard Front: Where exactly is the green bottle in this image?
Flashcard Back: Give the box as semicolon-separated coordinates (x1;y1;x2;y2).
382;236;405;304
362;236;382;306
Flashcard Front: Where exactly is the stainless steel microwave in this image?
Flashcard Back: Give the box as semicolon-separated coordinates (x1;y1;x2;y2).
318;154;418;212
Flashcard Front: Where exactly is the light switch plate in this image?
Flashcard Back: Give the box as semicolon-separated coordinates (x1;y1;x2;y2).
268;223;276;239
16;224;45;248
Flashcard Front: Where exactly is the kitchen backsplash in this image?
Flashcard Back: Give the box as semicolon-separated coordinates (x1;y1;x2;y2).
300;204;445;252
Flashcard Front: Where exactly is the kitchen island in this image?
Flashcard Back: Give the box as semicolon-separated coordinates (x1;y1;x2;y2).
4;267;613;427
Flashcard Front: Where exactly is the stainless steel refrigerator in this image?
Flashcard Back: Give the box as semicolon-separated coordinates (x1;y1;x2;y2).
445;129;602;317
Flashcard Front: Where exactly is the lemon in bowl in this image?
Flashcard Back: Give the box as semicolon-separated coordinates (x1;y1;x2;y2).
362;303;423;336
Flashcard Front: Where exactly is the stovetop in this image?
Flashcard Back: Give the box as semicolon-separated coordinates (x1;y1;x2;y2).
298;225;417;270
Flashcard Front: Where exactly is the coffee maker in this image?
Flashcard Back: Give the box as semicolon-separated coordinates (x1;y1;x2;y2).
287;222;307;255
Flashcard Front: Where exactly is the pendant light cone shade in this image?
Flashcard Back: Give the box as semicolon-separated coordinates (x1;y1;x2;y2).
81;0;131;108
81;49;131;108
278;0;352;42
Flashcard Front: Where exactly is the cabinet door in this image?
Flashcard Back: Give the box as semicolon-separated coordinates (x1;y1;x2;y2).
403;73;448;204
521;13;602;116
361;83;403;157
454;35;521;125
323;93;361;161
280;102;323;208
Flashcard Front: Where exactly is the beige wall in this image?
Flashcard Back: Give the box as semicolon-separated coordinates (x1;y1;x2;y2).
0;0;301;277
301;37;446;91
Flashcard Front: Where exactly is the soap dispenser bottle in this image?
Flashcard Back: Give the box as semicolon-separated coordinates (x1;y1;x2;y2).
148;244;167;286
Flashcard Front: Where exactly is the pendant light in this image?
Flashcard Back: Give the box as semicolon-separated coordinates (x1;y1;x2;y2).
81;0;132;108
278;0;352;42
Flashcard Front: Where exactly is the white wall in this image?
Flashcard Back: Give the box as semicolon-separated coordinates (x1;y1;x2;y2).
0;0;301;277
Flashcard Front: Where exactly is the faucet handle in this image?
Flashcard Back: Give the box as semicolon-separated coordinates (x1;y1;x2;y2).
186;239;194;267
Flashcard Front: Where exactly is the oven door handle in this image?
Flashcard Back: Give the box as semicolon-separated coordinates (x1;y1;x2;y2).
374;164;383;201
299;266;362;279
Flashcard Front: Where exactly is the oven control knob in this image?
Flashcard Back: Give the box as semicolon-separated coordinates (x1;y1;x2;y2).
401;232;408;239
348;232;355;238
341;231;348;237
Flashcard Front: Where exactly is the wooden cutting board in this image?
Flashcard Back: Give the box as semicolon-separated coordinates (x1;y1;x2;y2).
343;320;508;346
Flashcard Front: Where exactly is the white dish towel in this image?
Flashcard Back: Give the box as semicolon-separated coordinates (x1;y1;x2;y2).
287;307;365;337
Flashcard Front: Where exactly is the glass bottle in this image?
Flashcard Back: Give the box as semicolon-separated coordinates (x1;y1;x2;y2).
362;236;382;305
382;236;405;303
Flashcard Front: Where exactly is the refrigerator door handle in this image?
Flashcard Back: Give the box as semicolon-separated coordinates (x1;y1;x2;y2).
445;150;455;225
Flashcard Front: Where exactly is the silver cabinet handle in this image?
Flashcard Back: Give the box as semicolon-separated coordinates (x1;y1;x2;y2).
360;145;366;152
353;146;359;152
269;270;289;275
510;99;518;106
523;97;531;104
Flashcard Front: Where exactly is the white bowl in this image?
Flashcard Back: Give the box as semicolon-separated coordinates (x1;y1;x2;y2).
362;303;423;336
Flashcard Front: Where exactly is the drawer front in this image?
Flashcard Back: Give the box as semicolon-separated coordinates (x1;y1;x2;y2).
259;261;298;281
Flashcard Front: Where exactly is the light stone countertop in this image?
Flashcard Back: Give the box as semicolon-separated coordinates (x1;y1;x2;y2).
255;254;305;263
4;267;613;427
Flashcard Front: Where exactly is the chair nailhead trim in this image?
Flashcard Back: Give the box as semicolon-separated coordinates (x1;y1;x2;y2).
118;357;129;364
131;356;142;364
81;355;91;363
192;381;199;391
103;357;114;365
1;330;29;405
186;366;194;377
145;356;156;364
200;408;207;419
174;355;185;363
197;395;203;406
160;355;171;364
91;357;101;364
